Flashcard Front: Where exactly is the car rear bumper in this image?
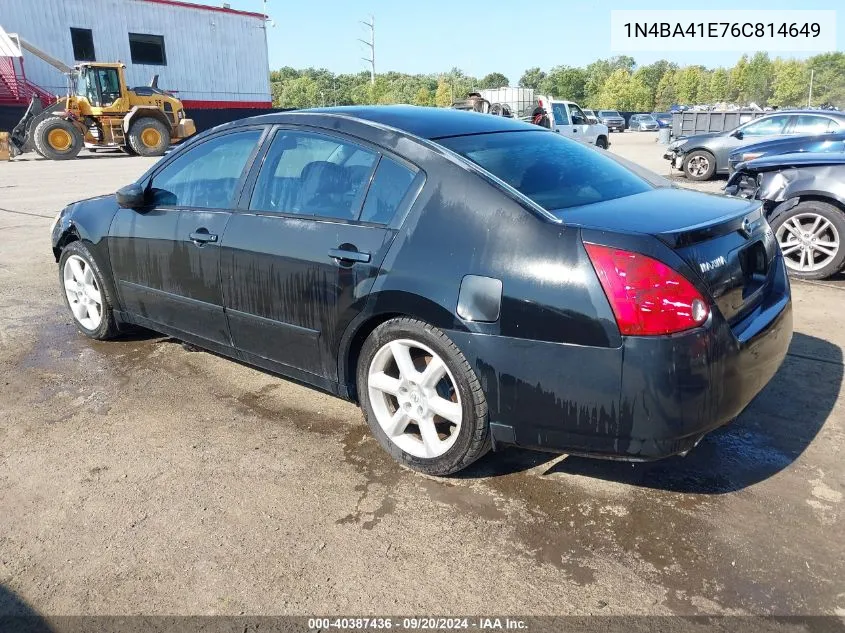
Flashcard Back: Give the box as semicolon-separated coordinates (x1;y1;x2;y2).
447;257;792;460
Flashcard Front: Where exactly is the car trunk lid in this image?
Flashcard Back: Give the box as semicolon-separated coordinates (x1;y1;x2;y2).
559;188;778;324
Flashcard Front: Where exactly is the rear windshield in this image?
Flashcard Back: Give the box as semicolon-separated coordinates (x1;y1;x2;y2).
437;130;653;211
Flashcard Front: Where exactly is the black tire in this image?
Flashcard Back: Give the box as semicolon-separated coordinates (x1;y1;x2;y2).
357;318;490;476
127;117;170;157
33;117;84;160
120;144;138;156
58;241;120;340
770;200;845;280
595;135;608;149
682;149;716;181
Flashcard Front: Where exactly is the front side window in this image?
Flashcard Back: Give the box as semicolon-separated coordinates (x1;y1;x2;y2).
792;115;838;135
741;115;791;136
570;104;588;123
551;104;570;126
129;33;166;65
249;131;377;220
438;130;652;211
150;130;262;208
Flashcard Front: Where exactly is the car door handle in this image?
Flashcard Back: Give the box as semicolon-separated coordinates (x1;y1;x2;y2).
328;248;370;263
573;128;578;133
189;229;217;244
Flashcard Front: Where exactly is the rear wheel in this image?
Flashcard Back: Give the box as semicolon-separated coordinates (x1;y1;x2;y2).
683;150;716;181
33;117;84;160
127;117;170;157
771;201;845;280
357;318;490;476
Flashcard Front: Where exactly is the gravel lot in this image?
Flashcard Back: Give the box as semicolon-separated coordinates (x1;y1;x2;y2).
0;133;843;619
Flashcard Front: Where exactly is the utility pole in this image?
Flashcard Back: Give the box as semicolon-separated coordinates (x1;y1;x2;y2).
359;15;375;85
808;69;814;108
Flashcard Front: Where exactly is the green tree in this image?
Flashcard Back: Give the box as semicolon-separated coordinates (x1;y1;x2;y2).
480;72;509;89
413;86;433;106
633;60;675;110
519;67;546;90
654;69;678;110
596;69;647;110
729;54;749;102
434;77;452;107
807;52;845;108
676;66;704;104
770;59;808;107
274;76;319;108
709;68;730;102
539;66;586;103
745;52;773;105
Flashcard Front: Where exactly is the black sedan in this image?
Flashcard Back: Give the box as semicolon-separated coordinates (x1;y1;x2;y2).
728;131;845;172
726;152;845;280
51;106;792;475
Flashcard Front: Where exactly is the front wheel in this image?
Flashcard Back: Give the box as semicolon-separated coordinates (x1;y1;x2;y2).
683;150;716;181
59;241;120;340
595;136;608;149
771;201;845;280
357;318;490;476
33;117;84;160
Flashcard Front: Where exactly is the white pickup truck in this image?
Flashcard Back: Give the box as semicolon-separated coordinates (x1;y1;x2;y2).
535;96;610;149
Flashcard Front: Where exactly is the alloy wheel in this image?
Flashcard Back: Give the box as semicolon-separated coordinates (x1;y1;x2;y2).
367;338;462;459
687;155;710;177
63;254;103;330
776;213;841;273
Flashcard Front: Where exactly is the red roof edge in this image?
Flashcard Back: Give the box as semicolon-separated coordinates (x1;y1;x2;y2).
139;0;266;20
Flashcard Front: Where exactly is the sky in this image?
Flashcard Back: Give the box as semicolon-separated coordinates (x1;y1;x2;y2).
223;0;843;81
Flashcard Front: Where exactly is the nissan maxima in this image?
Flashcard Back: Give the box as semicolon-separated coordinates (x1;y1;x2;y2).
51;106;793;476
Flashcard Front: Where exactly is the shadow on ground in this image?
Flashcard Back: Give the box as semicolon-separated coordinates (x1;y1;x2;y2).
0;584;52;633
462;332;842;493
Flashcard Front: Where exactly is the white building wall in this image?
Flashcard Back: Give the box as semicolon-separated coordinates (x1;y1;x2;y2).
0;0;270;106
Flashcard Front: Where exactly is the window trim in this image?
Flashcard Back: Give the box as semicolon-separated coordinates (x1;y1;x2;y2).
238;124;423;228
70;27;96;62
143;125;270;211
128;32;167;66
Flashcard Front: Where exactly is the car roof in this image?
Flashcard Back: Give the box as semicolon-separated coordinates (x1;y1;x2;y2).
759;109;845;118
241;105;538;140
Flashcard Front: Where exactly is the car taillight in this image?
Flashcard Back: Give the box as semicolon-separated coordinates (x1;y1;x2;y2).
584;243;709;336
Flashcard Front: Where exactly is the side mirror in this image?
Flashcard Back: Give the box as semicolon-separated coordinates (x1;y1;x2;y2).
116;183;146;209
731;130;744;140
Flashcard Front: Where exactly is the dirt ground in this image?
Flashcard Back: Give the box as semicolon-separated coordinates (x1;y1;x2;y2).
0;134;843;619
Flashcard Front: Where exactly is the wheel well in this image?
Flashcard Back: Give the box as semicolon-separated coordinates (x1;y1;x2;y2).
343;312;405;402
52;228;79;261
123;108;170;134
795;195;845;214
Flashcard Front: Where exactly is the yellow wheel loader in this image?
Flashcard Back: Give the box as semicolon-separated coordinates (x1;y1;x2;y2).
10;37;195;160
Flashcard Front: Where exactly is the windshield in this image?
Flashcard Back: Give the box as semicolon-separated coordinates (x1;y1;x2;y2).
437;130;652;211
640;115;656;122
599;111;620;117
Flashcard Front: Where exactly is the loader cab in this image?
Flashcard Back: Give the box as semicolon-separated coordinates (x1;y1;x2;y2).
74;63;127;110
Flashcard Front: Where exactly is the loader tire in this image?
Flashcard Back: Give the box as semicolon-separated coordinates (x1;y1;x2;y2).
127;118;170;157
33;117;84;160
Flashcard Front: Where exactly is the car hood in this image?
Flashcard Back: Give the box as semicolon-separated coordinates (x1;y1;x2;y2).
741;152;845;171
675;131;722;144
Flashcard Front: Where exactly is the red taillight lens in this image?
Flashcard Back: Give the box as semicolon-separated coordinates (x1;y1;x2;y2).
584;243;709;336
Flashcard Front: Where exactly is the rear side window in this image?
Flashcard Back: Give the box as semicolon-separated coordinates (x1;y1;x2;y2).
792;115;838;134
249;130;377;220
359;157;417;224
438;130;652;211
551;104;569;125
150;130;262;208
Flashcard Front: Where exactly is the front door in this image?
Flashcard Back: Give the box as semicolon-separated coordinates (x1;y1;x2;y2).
109;128;264;348
221;127;420;382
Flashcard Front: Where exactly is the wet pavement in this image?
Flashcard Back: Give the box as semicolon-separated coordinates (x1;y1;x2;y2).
0;143;843;617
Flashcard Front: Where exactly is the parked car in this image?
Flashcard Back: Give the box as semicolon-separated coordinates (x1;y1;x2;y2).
597;110;626;132
725;153;845;279
653;112;673;129
582;108;599;124
51;106;792;475
728;131;845;172
629;114;660;131
664;110;845;181
534;97;609;148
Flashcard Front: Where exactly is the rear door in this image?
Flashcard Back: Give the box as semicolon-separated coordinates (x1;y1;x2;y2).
220;126;421;382
109;127;264;348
